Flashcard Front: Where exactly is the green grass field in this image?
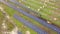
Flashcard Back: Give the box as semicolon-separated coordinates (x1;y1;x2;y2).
0;0;60;34
0;2;37;34
18;0;60;27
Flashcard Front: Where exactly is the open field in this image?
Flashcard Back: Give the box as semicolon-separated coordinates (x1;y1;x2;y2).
17;0;60;27
0;0;60;34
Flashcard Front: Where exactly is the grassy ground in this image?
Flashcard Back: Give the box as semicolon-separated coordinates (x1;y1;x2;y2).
16;11;58;34
0;2;38;34
0;0;60;34
0;11;14;33
18;0;60;27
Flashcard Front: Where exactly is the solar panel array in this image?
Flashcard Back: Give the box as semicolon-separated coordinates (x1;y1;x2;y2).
0;0;60;34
